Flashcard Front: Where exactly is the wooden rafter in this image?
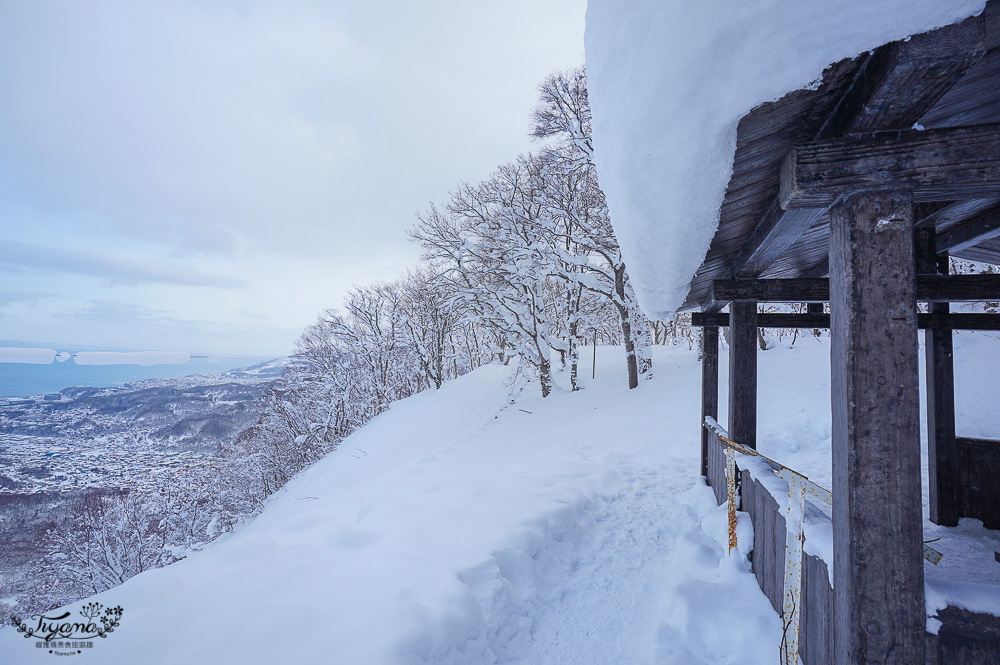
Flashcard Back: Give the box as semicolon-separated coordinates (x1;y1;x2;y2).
936;205;1000;253
727;14;986;282
914;197;1000;231
818;14;985;137
711;274;1000;303
731;201;825;278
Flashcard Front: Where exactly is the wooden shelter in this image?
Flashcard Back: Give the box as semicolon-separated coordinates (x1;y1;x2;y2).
687;4;1000;664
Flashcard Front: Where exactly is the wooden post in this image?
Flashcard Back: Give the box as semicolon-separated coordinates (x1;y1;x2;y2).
701;325;719;477
829;189;924;665
592;330;597;380
729;301;757;449
917;231;960;526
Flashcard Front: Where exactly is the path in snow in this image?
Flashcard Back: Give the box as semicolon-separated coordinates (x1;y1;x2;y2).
458;458;781;665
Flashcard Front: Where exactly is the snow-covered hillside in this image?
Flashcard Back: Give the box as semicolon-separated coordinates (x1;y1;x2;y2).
3;335;999;664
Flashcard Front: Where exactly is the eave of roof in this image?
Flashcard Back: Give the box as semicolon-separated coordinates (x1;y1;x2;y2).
681;6;1000;311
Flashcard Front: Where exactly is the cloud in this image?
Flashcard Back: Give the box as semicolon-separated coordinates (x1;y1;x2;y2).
0;0;585;355
66;300;165;323
0;289;52;305
0;239;249;288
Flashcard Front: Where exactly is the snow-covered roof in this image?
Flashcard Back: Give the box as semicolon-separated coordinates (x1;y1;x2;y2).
584;0;987;319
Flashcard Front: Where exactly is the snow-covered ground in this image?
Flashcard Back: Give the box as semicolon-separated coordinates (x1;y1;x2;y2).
2;334;999;664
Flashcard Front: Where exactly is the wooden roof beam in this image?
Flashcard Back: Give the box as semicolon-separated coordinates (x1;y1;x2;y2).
936;205;1000;254
780;123;1000;209
816;13;985;138
914;197;1000;230
711;274;1000;303
797;199;1000;279
730;200;826;277
728;15;985;280
692;311;1000;330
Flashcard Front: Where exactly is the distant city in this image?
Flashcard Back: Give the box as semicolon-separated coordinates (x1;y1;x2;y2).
0;359;287;495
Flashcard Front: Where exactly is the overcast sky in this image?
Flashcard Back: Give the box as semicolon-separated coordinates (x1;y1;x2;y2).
0;0;585;357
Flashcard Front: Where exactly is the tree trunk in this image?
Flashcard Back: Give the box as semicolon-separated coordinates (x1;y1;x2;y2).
632;306;653;379
568;287;582;391
539;356;552;397
615;266;639;389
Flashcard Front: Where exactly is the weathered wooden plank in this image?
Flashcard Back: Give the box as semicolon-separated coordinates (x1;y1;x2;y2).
746;473;784;613
918;233;961;528
936;205;1000;254
801;553;834;665
745;471;766;593
694;312;830;328
729;301;758;450
714;278;831;303
732;200;827;277
914;198;1000;232
920;25;1000;129
747;474;760;576
707;431;727;507
929;606;1000;665
829;189;924;665
711;274;1000;303
926;633;941;665
817;13;985;137
691;311;1000;330
780;123;1000;209
953;235;1000;265
918;274;1000;301
747;473;789;616
759;479;774;607
700;326;719;478
771;487;787;616
955;436;1000;529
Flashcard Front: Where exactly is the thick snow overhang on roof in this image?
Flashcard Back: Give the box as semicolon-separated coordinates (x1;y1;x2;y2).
585;0;989;319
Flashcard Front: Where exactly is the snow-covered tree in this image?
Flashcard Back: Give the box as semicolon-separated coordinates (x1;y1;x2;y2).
530;67;653;388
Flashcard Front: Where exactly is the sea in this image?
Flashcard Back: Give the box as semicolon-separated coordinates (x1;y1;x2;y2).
0;355;278;398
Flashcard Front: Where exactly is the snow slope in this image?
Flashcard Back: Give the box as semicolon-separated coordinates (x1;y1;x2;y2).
3;335;998;663
584;0;986;318
0;349;781;665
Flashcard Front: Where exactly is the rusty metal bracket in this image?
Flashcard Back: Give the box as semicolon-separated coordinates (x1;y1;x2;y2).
724;446;739;552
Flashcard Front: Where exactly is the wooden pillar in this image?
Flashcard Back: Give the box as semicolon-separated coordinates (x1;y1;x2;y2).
830;189;924;665
701;325;719;476
729;301;757;449
917;230;960;526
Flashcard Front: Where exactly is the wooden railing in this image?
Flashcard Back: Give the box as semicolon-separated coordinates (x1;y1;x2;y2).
702;419;999;665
